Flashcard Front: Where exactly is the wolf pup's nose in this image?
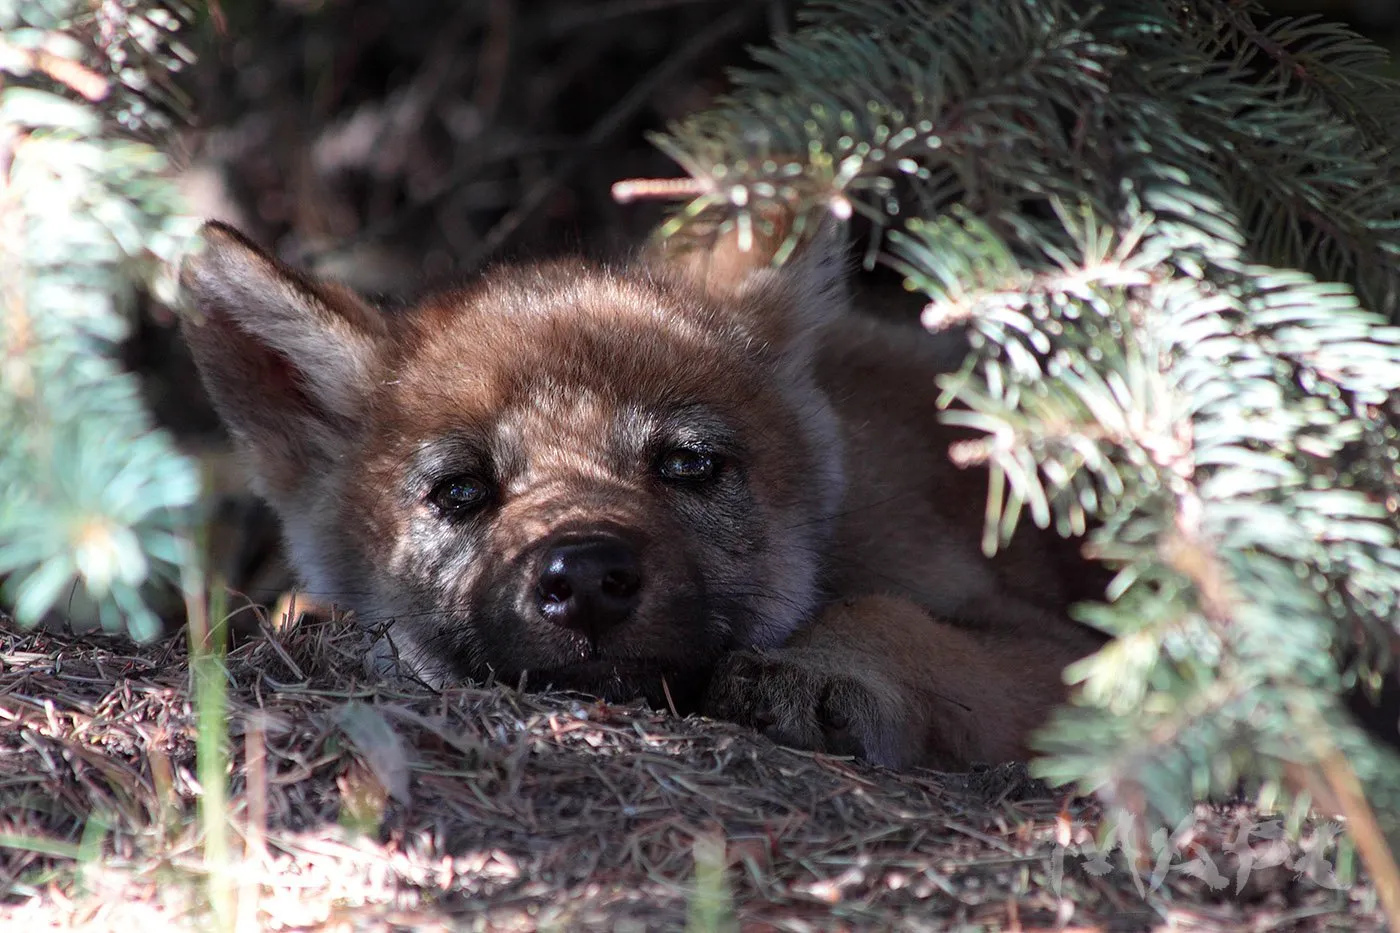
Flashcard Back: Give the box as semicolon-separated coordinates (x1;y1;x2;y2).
535;536;643;635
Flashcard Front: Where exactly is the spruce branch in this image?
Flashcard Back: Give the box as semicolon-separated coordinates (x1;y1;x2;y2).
1185;0;1400;150
1;1;200;638
647;0;1400;864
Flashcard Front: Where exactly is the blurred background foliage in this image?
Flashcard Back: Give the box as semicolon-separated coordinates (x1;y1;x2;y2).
1;0;200;639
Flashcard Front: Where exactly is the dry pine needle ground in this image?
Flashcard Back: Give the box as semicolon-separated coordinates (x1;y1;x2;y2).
0;610;1385;932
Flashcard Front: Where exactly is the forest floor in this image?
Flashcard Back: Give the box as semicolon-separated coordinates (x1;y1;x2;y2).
0;615;1384;932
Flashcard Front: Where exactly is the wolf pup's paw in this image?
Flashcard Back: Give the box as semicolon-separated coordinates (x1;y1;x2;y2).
703;649;912;767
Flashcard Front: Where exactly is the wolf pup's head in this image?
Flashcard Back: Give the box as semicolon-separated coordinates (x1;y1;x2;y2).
181;216;848;709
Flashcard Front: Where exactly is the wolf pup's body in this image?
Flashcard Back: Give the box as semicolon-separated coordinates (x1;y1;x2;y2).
181;217;1105;771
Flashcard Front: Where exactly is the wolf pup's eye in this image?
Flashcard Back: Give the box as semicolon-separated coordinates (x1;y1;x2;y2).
657;447;719;484
428;475;492;515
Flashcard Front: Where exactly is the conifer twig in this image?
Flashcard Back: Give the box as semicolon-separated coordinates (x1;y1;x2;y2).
0;38;109;101
611;176;712;203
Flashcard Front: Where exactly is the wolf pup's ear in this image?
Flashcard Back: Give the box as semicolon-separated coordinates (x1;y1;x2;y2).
654;204;851;358
179;222;387;499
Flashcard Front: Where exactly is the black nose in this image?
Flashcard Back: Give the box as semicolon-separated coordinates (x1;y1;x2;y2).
535;536;643;635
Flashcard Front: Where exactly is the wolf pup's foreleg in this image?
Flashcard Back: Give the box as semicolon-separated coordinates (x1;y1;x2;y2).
703;594;1090;770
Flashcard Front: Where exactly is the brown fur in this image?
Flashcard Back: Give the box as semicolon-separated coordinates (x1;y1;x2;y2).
180;216;1106;771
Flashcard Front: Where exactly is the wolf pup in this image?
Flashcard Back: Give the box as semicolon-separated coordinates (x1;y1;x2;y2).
180;214;1106;771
